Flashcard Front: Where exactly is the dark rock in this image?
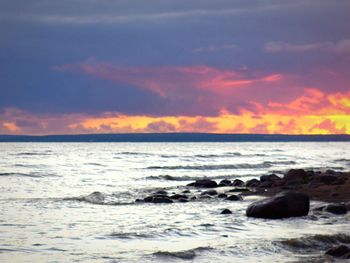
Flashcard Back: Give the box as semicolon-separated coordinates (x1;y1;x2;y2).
232;179;245;187
218;179;231;187
246;191;310;219
311;174;345;185
200;190;218;196
226;188;250;193
260;174;281;183
326;245;350;258
221;209;232;214
345;201;350;211
191;179;218;188
182;190;191;194
152;196;173;204
246;179;260;187
144;196;154;202
225;195;242;201
135;198;144;203
218;193;228;198
154;190;167;195
191;196;197;200
186;182;196;187
284;169;309;184
323;203;347;215
170;194;188;200
178;198;188;203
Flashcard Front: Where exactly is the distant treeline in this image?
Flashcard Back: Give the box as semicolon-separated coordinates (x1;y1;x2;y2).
0;133;349;142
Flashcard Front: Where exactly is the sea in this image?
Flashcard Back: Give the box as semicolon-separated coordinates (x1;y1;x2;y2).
0;142;350;262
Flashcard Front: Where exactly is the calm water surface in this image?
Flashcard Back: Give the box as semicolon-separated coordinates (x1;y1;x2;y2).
0;142;350;262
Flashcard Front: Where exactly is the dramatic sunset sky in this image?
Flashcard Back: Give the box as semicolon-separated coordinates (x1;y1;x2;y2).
1;0;349;135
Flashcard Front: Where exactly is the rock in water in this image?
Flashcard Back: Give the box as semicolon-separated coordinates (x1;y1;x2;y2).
221;209;232;214
323;204;347;215
246;191;310;219
326;245;350;258
189;179;217;188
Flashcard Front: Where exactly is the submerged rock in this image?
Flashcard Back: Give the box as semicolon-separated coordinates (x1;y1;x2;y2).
218;193;228;198
246;191;310;219
326;245;350;259
221;209;232;214
170;194;188;200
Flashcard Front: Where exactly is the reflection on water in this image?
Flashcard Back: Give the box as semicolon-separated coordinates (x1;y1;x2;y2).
0;142;349;262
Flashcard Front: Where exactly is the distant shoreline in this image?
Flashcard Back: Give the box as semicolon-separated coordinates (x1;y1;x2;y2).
0;133;349;142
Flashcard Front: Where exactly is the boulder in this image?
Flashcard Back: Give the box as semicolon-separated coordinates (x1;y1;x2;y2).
323;203;347;215
246;191;310;219
246;179;260;187
260;174;281;183
218;179;231;187
326;245;350;259
221;209;232;214
178;198;188;203
154;190;168;195
218;193;228;198
283;169;309;184
225;195;242;201
152;196;173;204
232;179;245;187
189;179;218;188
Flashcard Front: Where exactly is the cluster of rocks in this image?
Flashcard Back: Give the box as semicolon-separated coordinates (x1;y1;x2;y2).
135;169;350;219
326;244;350;259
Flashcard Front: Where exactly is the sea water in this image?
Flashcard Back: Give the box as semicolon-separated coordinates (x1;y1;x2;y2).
0;142;350;262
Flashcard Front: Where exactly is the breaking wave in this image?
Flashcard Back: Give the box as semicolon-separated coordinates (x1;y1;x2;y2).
146;161;296;170
153;247;213;260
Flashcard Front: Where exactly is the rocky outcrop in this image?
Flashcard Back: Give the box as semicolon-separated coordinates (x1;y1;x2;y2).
246;191;310;219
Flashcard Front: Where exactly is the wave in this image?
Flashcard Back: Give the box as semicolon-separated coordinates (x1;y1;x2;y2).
64;191;133;206
276;233;350;252
0;172;45;178
153;247;212;260
16;152;51;156
146;161;296;170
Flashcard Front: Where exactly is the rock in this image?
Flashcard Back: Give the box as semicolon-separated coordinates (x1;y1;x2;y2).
178;198;188;203
135;198;144;203
221;209;232;214
284;169;309;184
190;179;218;188
246;179;260;187
326;245;350;258
311;174;345;185
144;196;154;202
226;188;250;193
152;196;173;203
246;191;310;219
225;195;242;201
260;174;281;183
232;179;245;187
323;203;347;215
154;190;168;195
200;190;218;196
345;201;350;211
170;194;188;200
182;190;191;194
218;193;228;198
218;179;231;187
200;194;212;199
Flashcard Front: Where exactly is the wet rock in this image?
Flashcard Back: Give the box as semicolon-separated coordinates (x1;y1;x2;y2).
189;179;218;188
326;245;350;259
283;169;309;184
246;179;260;187
260;174;281;183
152;196;173;204
345;201;350;211
218;179;231;187
232;179;244;187
246;191;310;219
200;190;218;196
190;196;197;200
323;203;347;215
178;198;188;203
135;198;144;203
311;174;345;185
155;190;168;195
226;188;250;193
170;194;188;200
182;190;191;194
225;195;242;201
218;193;228;198
221;209;232;214
144;196;154;202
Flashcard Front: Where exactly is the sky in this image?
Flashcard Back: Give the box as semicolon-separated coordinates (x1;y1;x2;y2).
1;0;349;135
